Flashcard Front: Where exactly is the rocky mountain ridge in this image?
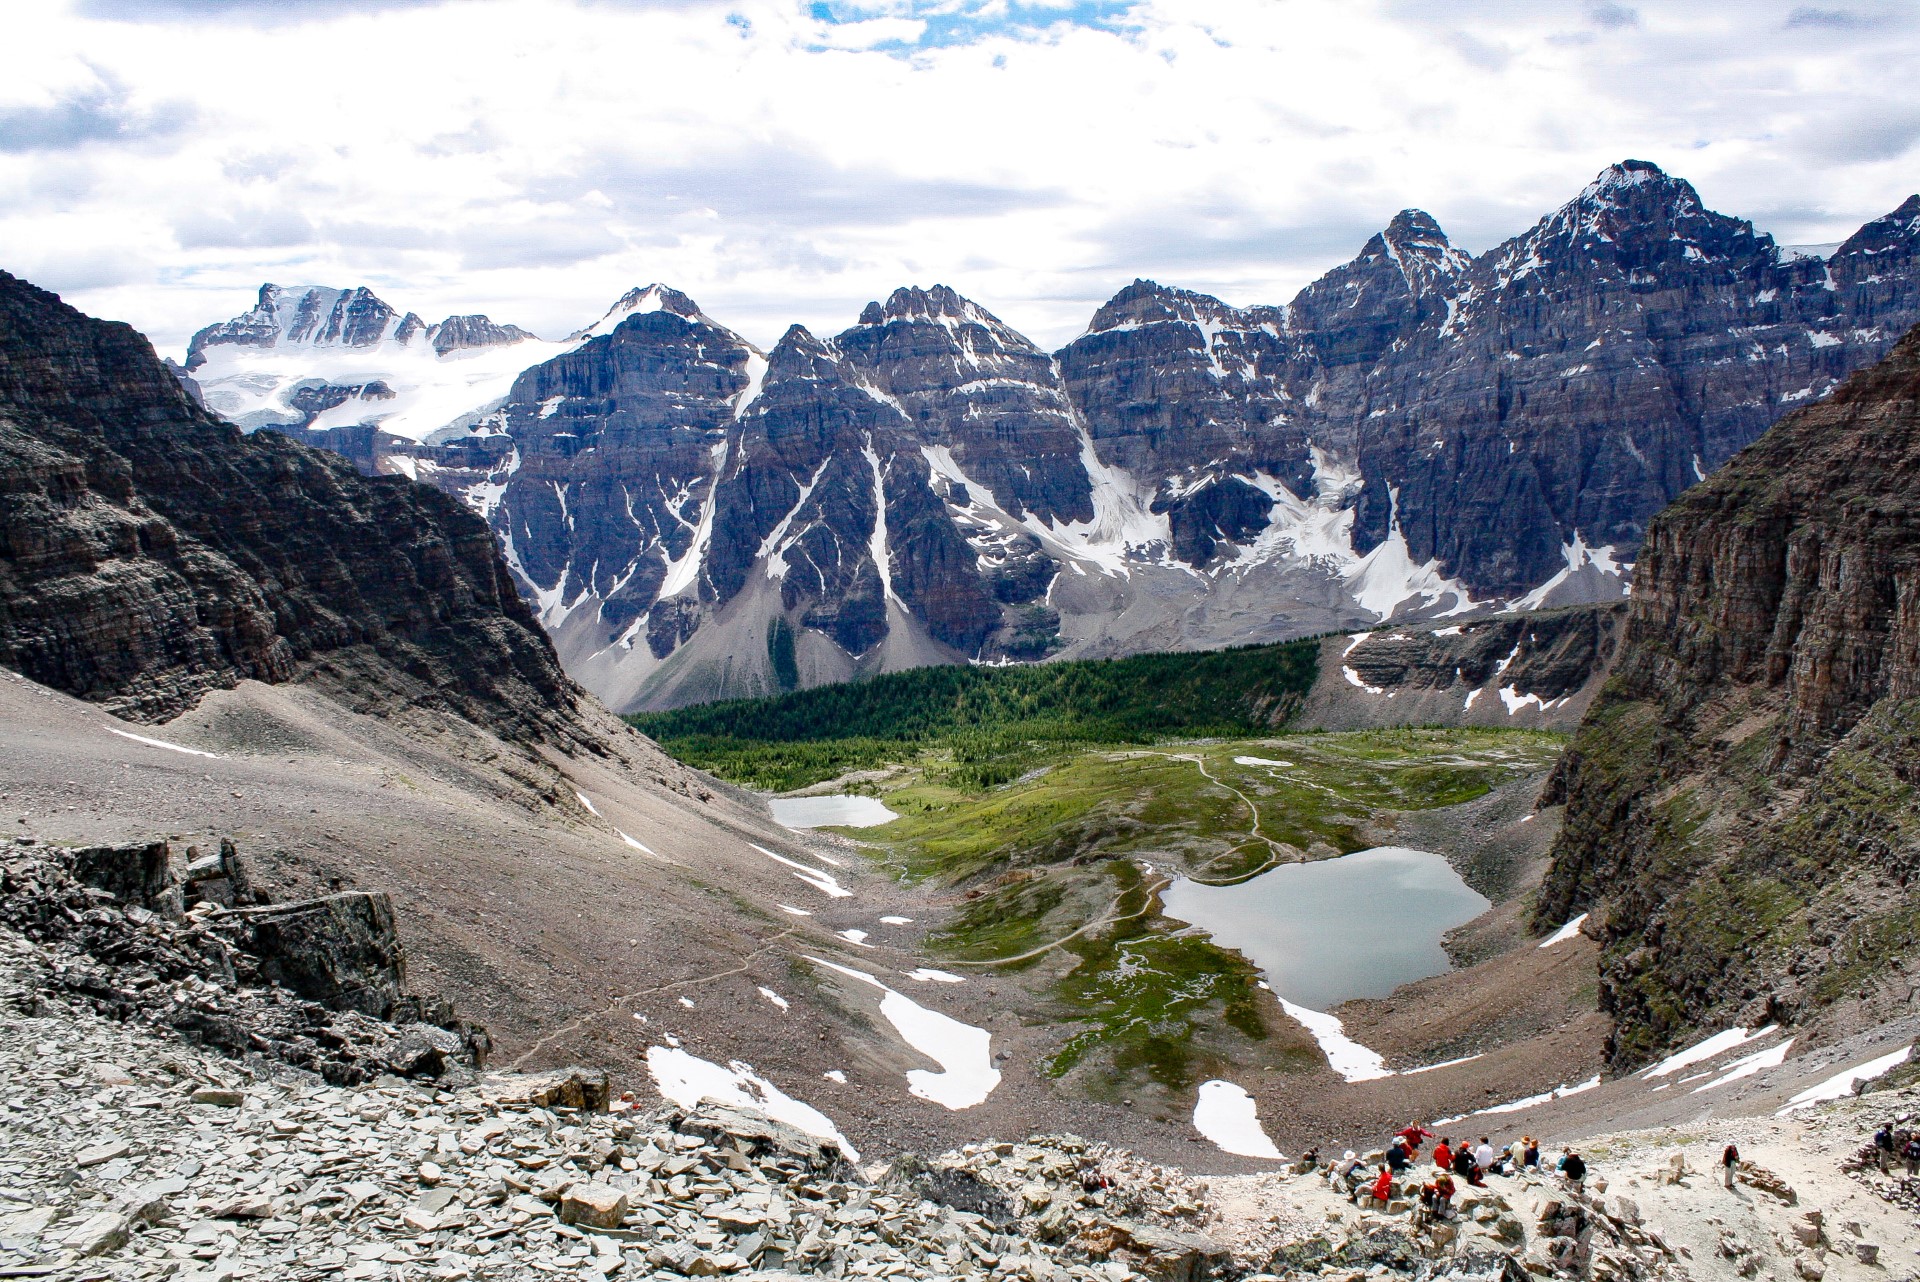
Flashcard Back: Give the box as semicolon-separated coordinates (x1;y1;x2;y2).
0;268;586;746
1539;318;1920;1070
175;162;1920;710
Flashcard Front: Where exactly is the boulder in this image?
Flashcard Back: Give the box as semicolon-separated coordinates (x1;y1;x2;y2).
67;842;182;915
560;1183;629;1230
681;1102;848;1170
489;1067;612;1112
1077;1219;1230;1282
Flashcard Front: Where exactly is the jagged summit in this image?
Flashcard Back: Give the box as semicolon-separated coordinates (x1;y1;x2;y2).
858;283;987;325
1834;192;1920;257
185;283;422;368
569;283;716;342
764;322;842;381
1576;158;1691;203
429;313;536;355
1486;159;1771;284
1082;278;1267;336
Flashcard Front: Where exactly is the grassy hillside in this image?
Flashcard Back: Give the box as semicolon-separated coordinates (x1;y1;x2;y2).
628;640;1321;791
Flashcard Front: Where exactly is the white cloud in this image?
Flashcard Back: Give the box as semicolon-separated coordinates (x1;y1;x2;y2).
1;0;1916;354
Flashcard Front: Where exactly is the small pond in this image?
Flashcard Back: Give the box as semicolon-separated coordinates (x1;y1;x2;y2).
768;794;901;829
1159;845;1489;1011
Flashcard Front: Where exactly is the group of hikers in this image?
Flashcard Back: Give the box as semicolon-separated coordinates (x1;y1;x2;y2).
1872;1121;1920;1176
1313;1124;1587;1224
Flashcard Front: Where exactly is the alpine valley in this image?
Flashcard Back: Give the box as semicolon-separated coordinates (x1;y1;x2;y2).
177;161;1920;711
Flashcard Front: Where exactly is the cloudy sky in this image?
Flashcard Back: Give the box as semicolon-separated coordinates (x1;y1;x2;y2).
5;0;1919;354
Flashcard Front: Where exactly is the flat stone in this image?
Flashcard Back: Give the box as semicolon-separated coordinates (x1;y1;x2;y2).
75;1139;132;1168
62;1210;130;1256
191;1088;245;1108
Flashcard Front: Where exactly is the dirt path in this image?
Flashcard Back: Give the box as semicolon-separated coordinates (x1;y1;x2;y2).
508;927;802;1068
940;875;1173;969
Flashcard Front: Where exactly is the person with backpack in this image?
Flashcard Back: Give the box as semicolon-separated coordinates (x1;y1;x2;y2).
1453;1141;1483;1187
1873;1124;1895;1174
1905;1133;1920;1177
1721;1143;1739;1189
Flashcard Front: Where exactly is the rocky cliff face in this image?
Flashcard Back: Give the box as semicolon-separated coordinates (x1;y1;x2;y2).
1295;605;1625;733
1538;322;1920;1069
0;270;584;744
177;164;1920;709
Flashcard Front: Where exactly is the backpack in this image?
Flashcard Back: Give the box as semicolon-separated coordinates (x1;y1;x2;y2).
1905;1137;1920;1160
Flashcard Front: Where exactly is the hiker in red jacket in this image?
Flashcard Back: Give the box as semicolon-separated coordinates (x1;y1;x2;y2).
1371;1167;1395;1205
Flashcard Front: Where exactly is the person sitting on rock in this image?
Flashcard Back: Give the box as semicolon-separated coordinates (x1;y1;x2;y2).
1368;1166;1395;1207
1433;1137;1454;1172
1330;1151;1365;1194
1419;1172;1456;1221
1524;1137;1541;1169
1452;1142;1483;1187
1562;1149;1588;1190
1386;1139;1412;1173
1475;1136;1501;1175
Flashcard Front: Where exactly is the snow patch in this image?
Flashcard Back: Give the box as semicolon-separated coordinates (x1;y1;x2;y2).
1279;999;1391;1082
1538;913;1589;948
1509;531;1628;612
906;968;966;984
1432;1075;1601;1125
645;1046;858;1160
1643;1026;1778;1078
757;987;790;1012
1343;667;1387;695
806;957;1001;1109
107;728;221;759
751;845;853;898
1692;1039;1794;1092
1192;1081;1285;1160
1776;1044;1913;1113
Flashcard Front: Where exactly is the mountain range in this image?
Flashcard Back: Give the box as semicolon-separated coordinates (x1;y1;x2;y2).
179;161;1920;711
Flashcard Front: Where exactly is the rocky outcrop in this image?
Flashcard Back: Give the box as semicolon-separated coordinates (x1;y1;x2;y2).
1295;605;1626;732
0;269;586;744
1539;322;1920;1068
2;836;486;1085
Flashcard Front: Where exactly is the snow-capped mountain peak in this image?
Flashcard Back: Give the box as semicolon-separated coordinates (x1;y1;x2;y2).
184;284;422;368
1372;210;1472;296
184;282;566;440
569;284;714;341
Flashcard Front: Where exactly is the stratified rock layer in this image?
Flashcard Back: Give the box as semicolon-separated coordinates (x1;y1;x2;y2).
0;270;582;740
1540;321;1920;1068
